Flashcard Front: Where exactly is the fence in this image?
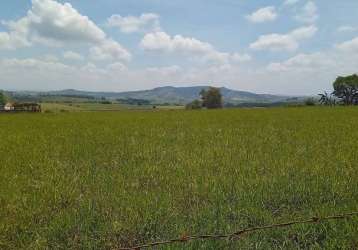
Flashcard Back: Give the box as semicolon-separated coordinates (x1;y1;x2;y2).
119;211;358;250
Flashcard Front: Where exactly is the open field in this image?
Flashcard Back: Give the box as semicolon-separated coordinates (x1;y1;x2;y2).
0;107;357;249
40;102;184;112
41;102;135;112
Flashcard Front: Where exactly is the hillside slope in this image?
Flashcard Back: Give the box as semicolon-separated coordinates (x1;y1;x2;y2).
45;86;291;104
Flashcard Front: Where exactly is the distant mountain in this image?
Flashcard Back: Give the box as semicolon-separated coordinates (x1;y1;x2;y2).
44;86;292;104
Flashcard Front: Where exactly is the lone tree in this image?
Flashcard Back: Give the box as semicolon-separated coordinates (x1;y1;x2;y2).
332;74;358;105
200;87;223;109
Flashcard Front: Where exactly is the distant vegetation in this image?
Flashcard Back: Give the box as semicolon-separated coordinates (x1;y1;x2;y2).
304;98;316;106
0;91;6;105
40;94;96;100
2;74;358;112
117;98;151;106
185;99;202;110
4;86;295;107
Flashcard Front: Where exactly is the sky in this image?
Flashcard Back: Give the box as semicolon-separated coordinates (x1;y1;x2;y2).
0;0;358;95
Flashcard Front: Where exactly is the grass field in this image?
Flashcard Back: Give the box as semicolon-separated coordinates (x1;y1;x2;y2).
0;107;357;249
41;102;129;112
40;102;184;112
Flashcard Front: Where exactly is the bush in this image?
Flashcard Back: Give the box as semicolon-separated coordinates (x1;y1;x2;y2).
0;91;7;105
185;100;202;110
304;98;316;106
100;101;112;104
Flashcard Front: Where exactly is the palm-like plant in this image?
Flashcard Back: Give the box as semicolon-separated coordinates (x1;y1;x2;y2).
318;92;336;106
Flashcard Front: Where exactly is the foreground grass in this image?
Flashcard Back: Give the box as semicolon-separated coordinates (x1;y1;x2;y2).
0;107;357;249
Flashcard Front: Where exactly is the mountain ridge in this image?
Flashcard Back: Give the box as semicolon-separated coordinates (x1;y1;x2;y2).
11;86;297;104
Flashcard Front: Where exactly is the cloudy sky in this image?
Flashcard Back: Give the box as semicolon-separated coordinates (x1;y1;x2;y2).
1;0;358;95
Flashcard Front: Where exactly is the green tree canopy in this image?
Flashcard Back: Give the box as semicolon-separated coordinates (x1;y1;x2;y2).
333;74;358;105
0;91;7;105
200;87;223;109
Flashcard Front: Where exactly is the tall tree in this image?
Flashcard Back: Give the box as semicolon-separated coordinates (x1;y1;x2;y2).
200;87;223;109
333;74;358;105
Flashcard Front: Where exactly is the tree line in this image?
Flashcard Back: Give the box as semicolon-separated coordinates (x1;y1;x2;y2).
1;74;357;110
186;74;358;109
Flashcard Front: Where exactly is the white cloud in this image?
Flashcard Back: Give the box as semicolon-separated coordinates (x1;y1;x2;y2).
106;62;128;72
89;39;131;61
246;6;277;23
0;0;131;62
0;20;31;49
0;58;74;86
290;25;318;39
295;1;319;23
0;58;116;90
264;45;358;93
250;25;317;51
284;0;300;5
146;65;182;76
0;57;182;91
41;54;59;62
6;0;106;46
337;26;357;33
251;33;299;51
231;53;252;63
336;37;358;53
0;32;13;49
267;53;335;72
255;49;358;95
107;13;160;33
63;51;84;61
140;31;213;54
199;52;252;65
140;31;251;65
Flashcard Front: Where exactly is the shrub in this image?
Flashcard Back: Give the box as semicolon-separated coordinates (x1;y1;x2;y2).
304;98;316;106
185;100;202;110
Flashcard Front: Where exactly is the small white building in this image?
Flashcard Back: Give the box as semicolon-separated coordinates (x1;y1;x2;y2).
4;103;15;111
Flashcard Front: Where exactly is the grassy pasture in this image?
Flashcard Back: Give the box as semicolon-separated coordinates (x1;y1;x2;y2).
41;102;127;112
0;107;357;249
40;102;183;113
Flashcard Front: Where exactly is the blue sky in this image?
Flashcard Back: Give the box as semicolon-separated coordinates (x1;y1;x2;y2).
1;0;358;95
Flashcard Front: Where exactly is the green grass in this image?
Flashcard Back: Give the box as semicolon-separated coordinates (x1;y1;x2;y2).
0;107;357;249
41;102;126;112
40;102;182;112
41;103;84;112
